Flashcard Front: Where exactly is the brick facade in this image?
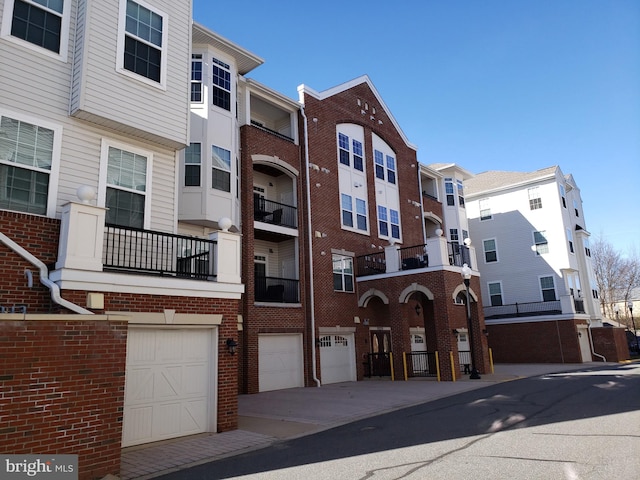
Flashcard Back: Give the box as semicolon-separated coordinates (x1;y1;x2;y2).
299;79;490;382
0;318;127;480
590;326;629;362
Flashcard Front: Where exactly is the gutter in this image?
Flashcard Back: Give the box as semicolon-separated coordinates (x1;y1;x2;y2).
0;232;93;315
300;105;321;387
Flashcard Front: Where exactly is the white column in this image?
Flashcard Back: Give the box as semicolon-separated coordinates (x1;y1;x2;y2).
209;230;242;284
56;202;107;271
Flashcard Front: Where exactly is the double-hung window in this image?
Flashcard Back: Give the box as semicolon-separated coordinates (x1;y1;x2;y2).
533;230;548;255
119;0;167;85
374;150;384;180
488;282;503;306
445;178;455;206
559;184;567;208
479;198;492;220
341;194;367;232
102;142;150;229
483;238;498;263
212;57;231;111
528;187;542;210
337;133;363;171
566;228;574;254
390;209;400;239
0;112;60;216
211;145;231;192
3;0;70;60
338;133;350;166
373;150;396;184
333;254;354;292
184;143;200;186
386;155;396;184
540;276;557;301
191;54;203;102
457;180;465;207
378;205;388;236
353;140;363;171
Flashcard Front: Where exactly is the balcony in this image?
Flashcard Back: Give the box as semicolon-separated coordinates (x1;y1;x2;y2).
255;276;299;303
254;196;297;229
356;238;474;278
103;224;215;280
53;201;243;295
483;300;563;319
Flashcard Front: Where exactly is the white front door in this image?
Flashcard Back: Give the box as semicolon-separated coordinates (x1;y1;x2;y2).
578;327;592;362
319;333;356;384
123;328;214;447
258;334;304;392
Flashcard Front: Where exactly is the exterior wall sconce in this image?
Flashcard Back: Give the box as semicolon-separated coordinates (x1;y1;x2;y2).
415;304;422;315
482;329;489;337
577;332;582;338
452;329;460;338
226;338;238;355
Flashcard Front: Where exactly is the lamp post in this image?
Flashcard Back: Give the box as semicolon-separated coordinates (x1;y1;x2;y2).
629;301;639;353
461;263;480;379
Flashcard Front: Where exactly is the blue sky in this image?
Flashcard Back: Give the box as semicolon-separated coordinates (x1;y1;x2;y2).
193;0;640;256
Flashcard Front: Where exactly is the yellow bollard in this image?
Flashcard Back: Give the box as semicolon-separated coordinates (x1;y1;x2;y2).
489;348;494;374
435;350;441;382
403;352;408;381
449;351;456;382
390;352;395;381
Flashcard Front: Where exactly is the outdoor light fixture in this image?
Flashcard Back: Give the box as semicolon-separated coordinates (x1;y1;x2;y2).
415;303;422;315
461;263;480;379
226;338;238;355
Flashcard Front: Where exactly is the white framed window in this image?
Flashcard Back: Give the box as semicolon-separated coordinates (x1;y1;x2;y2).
212;57;231;111
353;139;363;171
374;150;384;180
211;145;231;192
377;206;401;240
338;132;350;166
559;184;567;208
0;110;61;217
533;230;548;255
390;209;400;239
99;139;152;229
184;143;200;186
483;238;498;263
378;205;388;236
116;0;168;88
191;54;203;102
341;194;367;232
1;0;71;62
445;178;455;206
457;179;465;207
488;281;503;306
449;228;459;242
479;198;492;220
573;199;579;217
566;228;574;254
584;237;591;257
373;149;396;184
386;155;396;184
540;276;557;302
332;254;354;293
528;186;542;210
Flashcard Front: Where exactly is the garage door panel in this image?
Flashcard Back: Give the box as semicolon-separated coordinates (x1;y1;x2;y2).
320;334;356;384
259;335;303;392
123;328;215;447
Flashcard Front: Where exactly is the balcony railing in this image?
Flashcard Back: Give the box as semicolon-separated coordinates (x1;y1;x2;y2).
255;276;299;303
250;120;294;142
483;300;562;320
399;244;429;270
254;196;297;229
103;224;215;280
355;251;386;277
574;298;585;313
448;242;471;267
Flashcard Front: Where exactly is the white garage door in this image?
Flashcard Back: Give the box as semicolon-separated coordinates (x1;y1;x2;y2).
319;334;356;384
258;334;303;392
123;328;214;447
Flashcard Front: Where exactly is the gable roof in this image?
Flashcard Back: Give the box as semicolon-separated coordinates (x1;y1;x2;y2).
297;75;417;150
464;166;560;197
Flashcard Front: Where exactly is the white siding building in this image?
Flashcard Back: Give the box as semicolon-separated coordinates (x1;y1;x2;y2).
464;166;619;363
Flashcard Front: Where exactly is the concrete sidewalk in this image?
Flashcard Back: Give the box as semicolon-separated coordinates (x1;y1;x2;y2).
119;363;606;479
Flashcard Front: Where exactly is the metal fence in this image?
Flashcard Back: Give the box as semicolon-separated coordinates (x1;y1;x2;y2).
254;276;300;303
403;352;439;378
103;224;216;280
483;300;562;319
355;251;386;277
254;196;297;228
399;244;429;270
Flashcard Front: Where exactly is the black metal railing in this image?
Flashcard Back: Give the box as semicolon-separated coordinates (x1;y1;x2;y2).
103;224;216;280
399;244;429;270
483;300;562;320
404;352;438;377
355;251;386;277
363;352;392;377
254;276;299;303
448;242;471;267
254;196;297;228
574;298;585;313
250;120;294;142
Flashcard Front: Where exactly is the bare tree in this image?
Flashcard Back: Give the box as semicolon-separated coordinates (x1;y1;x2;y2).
592;236;640;329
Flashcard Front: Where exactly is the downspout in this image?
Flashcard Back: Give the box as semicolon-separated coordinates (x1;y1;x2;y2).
417;164;427;243
0;232;93;315
587;320;606;362
300;105;321;387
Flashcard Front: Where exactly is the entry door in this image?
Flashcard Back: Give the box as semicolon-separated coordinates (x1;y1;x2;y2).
578;328;592;362
370;330;391;376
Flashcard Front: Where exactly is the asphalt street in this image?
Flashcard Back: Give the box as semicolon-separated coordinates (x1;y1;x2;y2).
157;363;640;480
